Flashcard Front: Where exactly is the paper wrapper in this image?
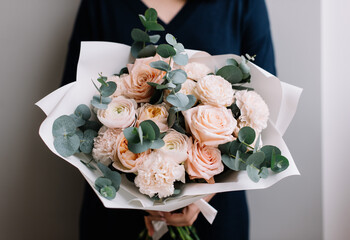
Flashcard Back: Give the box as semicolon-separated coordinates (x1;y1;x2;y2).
36;42;302;212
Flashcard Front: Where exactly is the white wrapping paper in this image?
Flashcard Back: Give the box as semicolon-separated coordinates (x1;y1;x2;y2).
36;42;302;213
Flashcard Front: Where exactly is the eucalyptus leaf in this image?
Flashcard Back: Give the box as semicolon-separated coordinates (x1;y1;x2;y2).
80;129;98;154
259;167;269;179
139;14;147;27
95;177;113;189
231;85;254;91
69;114;85;128
91;96;111;110
149;35;161;44
149;89;164;104
100;185;116;200
253;134;261;153
167;107;176;127
216;65;243;84
247;165;260;183
168;69;187;84
81;120;101;132
97;162;121;192
229;140;247;155
147;82;160;88
221;154;239;171
239;56;251;79
173;53;188;66
131;41;143;58
246;152;265;168
138;45;157;58
137;126;144;145
238;126;256;145
140;121;156;140
54;134;80;157
172;122;186;134
144;22;165;31
165;33;177;46
142;120;160;138
119;67;129;76
261;145;281;167
226;58;239;66
150;138;165;149
145;8;158;21
131;28;150;42
52;115;77;137
219;142;231;155
156;44;176;58
167;93;189;108
271;154;289;173
149;60;171;72
75;129;83;140
100;81;117;97
123;127;140;144
173;43;185;52
74;104;91;120
128;140;152;154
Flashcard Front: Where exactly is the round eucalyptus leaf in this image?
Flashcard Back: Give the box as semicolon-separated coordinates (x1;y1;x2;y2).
52;115;76;137
100;81;117;97
168;69;187;84
259;167;269;179
150;138;165;149
165;33;177;46
216;65;243;84
75;129;83;140
131;41;143;58
138;44;157;58
74;104;91;121
141;120;160;138
229;140;247;155
238;126;256;144
149;34;161;44
131;28;150;42
144;22;165;31
145;8;158;21
156;44;176;58
219;142;231;155
119;67;129;76
54;134;80;157
137;126;143;144
140;121;156;140
167;93;189;108
173;53;188;66
80;129;98;154
97;162;121;191
167;108;176;127
147;82;160;88
123;127;140;144
246;151;265;168
100;185;116;200
91;95;111;110
247;165;260;183
261;145;281;164
69;114;85;128
271;155;289;173
149;60;171;72
221;154;239;171
128;140;152;154
226;58;239;66
95;177;113;189
81;120;101;132
173;43;185;52
139;14;147;27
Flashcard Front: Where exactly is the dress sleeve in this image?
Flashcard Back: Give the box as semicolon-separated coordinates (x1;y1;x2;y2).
61;0;101;86
241;0;276;75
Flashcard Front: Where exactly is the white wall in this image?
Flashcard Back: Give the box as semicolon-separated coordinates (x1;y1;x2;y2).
248;1;322;239
0;1;82;239
322;0;350;239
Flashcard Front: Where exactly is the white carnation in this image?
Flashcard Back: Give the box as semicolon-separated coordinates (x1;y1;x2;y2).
182;62;211;81
134;152;185;198
235;90;269;133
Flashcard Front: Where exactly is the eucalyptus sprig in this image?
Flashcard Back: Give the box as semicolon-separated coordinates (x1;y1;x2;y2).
131;8;165;58
219;126;289;182
95;162;121;200
52;104;99;157
90;73;117;110
123;120;165;154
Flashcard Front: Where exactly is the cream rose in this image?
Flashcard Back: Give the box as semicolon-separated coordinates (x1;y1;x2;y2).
121;54;166;102
92;126;122;166
194;75;234;107
182;105;236;146
155;129;189;163
182;62;211;81
111;133;150;173
136;103;169;132
234;90;269;133
97;96;137;129
186;138;224;183
134;152;185;198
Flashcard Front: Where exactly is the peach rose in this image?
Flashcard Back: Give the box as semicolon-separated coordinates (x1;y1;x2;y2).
136;103;169;132
182;105;236;146
182;62;211;81
155;129;189;163
186;138;224;183
111;132;150;173
97;96;137;129
194;75;235;107
121;55;166;102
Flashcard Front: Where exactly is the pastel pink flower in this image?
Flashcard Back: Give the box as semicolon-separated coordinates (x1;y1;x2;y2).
136;103;169;132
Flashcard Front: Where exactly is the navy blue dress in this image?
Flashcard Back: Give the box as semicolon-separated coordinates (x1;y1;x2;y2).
62;0;276;239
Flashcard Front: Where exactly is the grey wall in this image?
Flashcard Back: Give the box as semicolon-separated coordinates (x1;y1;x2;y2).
0;0;322;240
247;1;322;240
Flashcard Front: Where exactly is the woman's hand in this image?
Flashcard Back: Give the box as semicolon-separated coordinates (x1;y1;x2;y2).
144;194;215;236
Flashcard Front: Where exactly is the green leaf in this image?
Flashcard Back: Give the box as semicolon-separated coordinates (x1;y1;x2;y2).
167;93;189;108
149;35;161;44
128;140;152;154
97;75;108;86
147;82;160;88
221;154;239;171
232;85;254;91
246;152;265;168
123;127;140;144
100;81;117;97
228;140;247;155
74;104;91;120
247;165;260;183
167;107;176;127
261;145;281;167
81;120;101;132
145;8;158;21
156;44;176;58
131;41;143;58
219;142;231;155
144;22;165;31
97;162;121;192
95;177;113;189
137;125;144;145
131;28;150;42
238;126;256;145
271;154;289;173
149;89;164;104
165;33;177;46
80;129;98;154
138;44;157;58
168;69;187;84
119;67;129;76
139;14;147;27
226;58;239;66
149;60;171;72
259;167;269;179
142;120;160;138
75;129;83;140
150;138;165;149
52;115;77;137
172;122;186;134
239;56;251;79
253;134;261;153
216;65;243;84
69;114;85;128
140;121;156;140
173;43;185;52
173;53;188;66
54;134;80;157
100;185;116;200
91;95;112;109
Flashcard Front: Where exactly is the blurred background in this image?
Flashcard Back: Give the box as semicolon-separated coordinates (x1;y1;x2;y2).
0;0;348;239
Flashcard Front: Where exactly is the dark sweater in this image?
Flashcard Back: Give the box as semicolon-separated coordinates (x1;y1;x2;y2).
62;1;276;239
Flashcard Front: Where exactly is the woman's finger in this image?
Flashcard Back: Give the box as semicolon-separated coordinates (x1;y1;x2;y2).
144;216;154;237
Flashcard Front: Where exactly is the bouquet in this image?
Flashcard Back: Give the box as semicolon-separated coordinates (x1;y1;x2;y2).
37;8;302;240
